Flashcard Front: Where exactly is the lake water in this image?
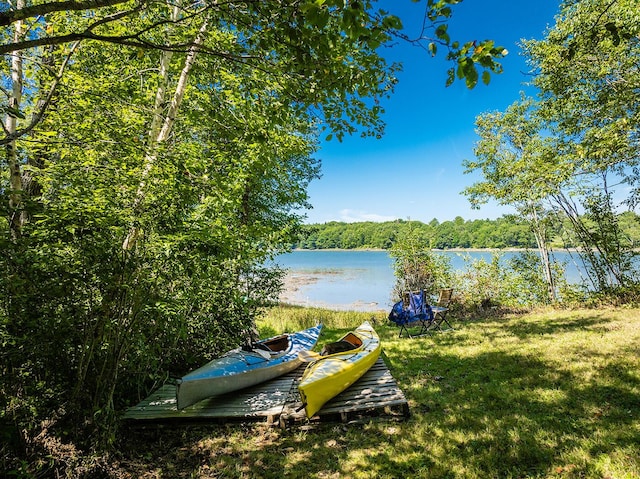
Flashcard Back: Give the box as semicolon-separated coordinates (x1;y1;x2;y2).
275;249;594;312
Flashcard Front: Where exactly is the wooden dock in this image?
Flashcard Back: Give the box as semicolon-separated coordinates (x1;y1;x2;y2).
124;358;409;425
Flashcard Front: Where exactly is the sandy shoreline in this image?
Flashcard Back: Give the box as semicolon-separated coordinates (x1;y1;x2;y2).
278;271;388;312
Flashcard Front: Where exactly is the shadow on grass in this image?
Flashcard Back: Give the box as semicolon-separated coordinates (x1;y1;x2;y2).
494;314;610;338
380;330;639;476
114;313;639;478
118;353;637;477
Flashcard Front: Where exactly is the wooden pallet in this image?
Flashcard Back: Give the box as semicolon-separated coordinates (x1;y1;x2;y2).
281;359;410;424
124;358;409;425
123;369;300;425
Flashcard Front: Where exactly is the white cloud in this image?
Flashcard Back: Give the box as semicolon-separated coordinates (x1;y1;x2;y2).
339;209;398;223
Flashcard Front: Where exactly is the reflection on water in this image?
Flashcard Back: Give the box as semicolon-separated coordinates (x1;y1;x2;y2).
274;250;609;312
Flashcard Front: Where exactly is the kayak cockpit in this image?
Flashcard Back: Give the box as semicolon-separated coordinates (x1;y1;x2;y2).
259;334;290;353
320;332;362;356
241;334;291;359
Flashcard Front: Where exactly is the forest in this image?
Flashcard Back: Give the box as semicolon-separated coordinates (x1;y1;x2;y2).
1;0;639;477
295;213;640;250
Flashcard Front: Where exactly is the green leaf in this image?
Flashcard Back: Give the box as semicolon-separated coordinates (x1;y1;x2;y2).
435;24;450;44
446;67;455;87
382;15;403;30
482;70;491;86
464;63;478;89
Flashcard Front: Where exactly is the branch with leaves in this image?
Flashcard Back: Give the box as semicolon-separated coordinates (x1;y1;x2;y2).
0;0;135;26
0;42;79;146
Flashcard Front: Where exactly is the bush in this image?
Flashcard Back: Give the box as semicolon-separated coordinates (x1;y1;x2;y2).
389;226;453;299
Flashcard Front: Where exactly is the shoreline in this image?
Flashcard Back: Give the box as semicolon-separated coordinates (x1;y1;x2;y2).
290;247;581;253
290;247;639;253
279;270;391;313
276;248;618;312
278;249;533;312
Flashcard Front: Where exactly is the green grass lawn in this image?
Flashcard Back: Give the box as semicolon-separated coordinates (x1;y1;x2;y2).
117;306;640;478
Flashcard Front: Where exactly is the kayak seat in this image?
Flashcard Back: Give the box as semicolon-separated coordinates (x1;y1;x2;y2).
342;332;363;347
321;340;358;356
388;289;434;338
258;335;290;352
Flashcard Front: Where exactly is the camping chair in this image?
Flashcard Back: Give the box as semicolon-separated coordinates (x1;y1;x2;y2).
388;290;434;338
431;288;454;331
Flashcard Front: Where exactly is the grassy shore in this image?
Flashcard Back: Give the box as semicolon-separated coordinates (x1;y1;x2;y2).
116;306;640;478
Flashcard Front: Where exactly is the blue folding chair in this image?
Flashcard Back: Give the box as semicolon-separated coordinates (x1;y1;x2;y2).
388;290;434;338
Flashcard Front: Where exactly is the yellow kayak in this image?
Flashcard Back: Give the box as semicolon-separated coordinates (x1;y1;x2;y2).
297;321;381;418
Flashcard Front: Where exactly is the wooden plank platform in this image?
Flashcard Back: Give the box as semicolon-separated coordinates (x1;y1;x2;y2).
124;358;409;425
123;368;300;424
281;359;410;424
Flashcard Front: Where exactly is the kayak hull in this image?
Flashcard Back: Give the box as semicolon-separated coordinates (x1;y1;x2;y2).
298;321;380;418
176;324;322;409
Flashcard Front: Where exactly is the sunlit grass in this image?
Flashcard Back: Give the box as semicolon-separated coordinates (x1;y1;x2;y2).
257;303;383;333
118;306;640;478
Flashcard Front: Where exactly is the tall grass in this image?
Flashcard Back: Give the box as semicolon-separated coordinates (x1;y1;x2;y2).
117;306;640;478
256;304;381;338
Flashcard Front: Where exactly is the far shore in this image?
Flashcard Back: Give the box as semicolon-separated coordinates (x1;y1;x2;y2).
277;247;639;311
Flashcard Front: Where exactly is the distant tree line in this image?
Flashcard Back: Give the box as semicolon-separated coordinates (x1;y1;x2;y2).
295;212;640;250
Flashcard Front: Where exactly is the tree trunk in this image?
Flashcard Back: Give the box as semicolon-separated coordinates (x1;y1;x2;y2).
122;17;209;250
6;0;25;239
552;192;617;290
529;206;556;303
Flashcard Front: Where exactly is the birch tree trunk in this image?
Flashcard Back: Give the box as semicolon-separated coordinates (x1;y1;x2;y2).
529;206;556;303
122;17;209;250
145;5;177;151
6;0;25;240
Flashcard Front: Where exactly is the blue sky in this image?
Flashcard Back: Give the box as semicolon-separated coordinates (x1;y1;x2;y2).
304;0;561;224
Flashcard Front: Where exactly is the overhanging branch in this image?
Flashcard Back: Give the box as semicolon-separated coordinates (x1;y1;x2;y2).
0;0;137;27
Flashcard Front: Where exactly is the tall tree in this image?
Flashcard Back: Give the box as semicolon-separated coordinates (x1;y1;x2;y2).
464;99;559;302
466;0;640;293
5;0;25;239
524;0;640;289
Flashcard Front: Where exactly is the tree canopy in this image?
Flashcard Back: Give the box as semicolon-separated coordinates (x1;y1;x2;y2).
0;0;508;145
0;0;512;469
464;0;640;292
